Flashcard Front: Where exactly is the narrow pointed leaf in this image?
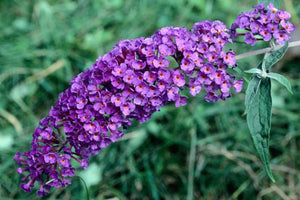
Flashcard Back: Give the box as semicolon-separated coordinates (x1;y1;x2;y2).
246;77;275;182
245;76;261;114
265;42;288;71
75;176;90;200
267;72;293;94
244;68;263;74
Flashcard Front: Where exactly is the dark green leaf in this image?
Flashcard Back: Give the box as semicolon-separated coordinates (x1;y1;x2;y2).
75;176;90;200
245;76;261;114
246;77;275;182
265;42;288;71
258;0;280;8
267;72;293;94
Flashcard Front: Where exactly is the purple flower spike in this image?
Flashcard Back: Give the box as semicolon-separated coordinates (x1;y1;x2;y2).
231;3;295;45
15;20;243;197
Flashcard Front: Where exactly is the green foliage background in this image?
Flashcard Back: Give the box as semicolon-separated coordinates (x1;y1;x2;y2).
0;0;299;199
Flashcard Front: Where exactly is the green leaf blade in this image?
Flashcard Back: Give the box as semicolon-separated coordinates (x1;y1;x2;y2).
244;68;263;74
245;77;275;182
267;72;293;94
265;42;288;71
245;76;261;114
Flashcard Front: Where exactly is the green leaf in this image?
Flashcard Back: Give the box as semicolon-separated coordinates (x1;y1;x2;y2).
244;68;263;74
45;179;55;185
74;176;90;200
267;72;293;94
245;77;275;182
245;75;261;114
265;42;288;71
258;0;280;8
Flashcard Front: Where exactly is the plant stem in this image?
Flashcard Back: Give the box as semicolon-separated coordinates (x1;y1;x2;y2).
235;40;300;60
187;127;197;200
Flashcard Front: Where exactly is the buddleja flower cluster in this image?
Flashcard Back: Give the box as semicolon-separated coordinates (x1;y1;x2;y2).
14;20;242;196
231;2;295;45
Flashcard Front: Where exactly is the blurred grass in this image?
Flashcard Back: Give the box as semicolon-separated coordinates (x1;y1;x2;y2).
0;0;299;199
